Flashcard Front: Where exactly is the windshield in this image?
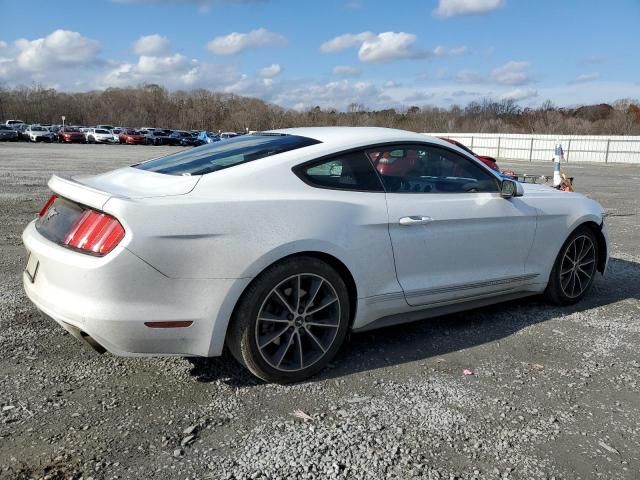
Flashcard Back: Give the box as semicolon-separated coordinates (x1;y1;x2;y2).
135;133;320;176
64;128;80;132
95;129;110;134
31;126;47;131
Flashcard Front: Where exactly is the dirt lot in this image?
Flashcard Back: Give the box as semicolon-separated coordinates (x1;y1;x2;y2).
1;142;639;480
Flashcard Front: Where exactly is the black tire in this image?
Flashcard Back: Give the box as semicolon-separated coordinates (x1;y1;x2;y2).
227;256;350;383
544;226;599;305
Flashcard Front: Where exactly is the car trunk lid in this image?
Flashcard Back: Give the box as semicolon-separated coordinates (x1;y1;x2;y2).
48;167;201;209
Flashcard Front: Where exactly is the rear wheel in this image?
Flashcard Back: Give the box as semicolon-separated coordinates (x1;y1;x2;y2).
544;226;599;305
227;257;350;383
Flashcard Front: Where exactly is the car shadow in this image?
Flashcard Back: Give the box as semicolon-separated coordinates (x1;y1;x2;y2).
187;257;640;386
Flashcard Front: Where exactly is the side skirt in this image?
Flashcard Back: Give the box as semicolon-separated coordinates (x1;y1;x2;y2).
353;290;535;333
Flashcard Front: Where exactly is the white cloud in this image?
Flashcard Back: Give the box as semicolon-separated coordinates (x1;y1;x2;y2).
14;30;100;71
101;54;241;90
321;31;466;64
451;61;532;86
333;65;361;76
490;61;532;85
207;28;286;55
358;32;421;63
571;72;600;84
434;0;505;18
136;54;190;75
453;69;485;84
259;63;282;78
132;34;170;56
271;79;382;111
500;88;538;101
320;32;374;53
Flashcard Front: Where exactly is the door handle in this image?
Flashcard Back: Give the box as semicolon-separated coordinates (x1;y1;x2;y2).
399;216;433;226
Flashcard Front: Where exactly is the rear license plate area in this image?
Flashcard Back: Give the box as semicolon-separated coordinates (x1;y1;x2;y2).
25;252;39;283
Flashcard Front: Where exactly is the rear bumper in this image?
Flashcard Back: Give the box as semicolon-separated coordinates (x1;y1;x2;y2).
22;220;249;357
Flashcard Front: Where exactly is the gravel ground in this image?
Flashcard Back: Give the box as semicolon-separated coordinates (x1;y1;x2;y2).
0;142;639;480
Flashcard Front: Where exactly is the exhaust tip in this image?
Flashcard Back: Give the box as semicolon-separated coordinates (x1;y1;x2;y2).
79;331;107;354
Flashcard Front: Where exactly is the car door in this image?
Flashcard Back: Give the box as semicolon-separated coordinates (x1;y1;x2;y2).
370;143;538;306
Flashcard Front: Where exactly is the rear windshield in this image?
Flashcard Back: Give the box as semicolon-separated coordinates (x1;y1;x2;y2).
134;134;321;176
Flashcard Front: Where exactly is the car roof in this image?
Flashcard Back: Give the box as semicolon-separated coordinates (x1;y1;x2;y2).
265;127;449;149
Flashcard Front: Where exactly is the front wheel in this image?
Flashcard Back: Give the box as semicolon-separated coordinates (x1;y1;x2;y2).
227;257;350;383
544;226;599;305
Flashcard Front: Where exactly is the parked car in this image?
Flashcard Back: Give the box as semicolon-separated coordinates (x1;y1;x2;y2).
96;124;115;131
85;128;117;144
170;130;198;146
13;123;30;141
5;119;25;127
57;127;86;143
25;125;56;142
23;127;608;383
0;124;19;141
111;128;124;142
195;131;220;145
144;130;178;146
119;129;146;145
220;131;238;140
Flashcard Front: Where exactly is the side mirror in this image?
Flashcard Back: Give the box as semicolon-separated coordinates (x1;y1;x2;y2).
500;179;524;198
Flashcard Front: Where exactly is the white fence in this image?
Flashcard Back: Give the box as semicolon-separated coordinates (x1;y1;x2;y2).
426;133;640;164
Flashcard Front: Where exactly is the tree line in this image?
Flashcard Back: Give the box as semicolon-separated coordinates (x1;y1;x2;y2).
1;83;639;135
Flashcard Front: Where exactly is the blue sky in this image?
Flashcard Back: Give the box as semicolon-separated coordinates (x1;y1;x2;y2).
1;0;639;110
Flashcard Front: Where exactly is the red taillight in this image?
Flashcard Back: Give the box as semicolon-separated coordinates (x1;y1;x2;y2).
39;195;57;218
64;210;125;256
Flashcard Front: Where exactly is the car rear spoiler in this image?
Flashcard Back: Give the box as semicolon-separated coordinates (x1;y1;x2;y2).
48;174;122;211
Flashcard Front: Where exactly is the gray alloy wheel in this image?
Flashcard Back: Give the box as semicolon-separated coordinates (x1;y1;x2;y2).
545;226;599;305
227;256;350;383
255;273;341;372
558;233;597;299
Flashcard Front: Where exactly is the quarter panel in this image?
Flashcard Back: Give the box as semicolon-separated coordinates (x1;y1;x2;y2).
106;178;400;301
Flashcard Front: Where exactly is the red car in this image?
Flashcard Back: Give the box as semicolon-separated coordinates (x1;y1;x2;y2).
438;137;500;172
57;127;85;143
119;129;145;145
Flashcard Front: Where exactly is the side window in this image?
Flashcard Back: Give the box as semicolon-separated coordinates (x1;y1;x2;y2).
367;144;499;194
296;151;384;192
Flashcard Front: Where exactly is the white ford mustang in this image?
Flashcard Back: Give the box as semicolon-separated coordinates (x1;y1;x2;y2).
23;127;608;382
